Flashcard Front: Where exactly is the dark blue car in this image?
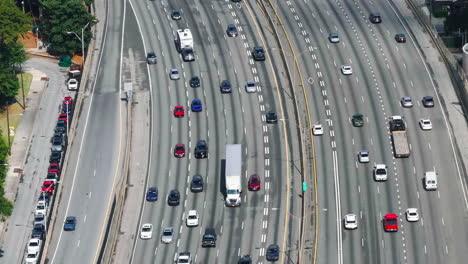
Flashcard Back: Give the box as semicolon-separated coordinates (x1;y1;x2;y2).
63;216;76;231
146;187;158;201
191;99;202;112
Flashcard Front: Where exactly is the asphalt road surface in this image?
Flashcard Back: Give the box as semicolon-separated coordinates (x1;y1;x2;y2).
273;0;468;264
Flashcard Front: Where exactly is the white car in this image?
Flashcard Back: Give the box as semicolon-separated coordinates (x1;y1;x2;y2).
406;208;419;222
419;119;432;130
35;201;47;216
245;81;256;93
312;124;324;136
140;223;153;239
25;250;39;264
186;210;199;227
341;65;352;75
358;151;370;163
67;78;78;90
343;214;358;230
170;68;180;80
373;164;388;181
329;33;340;43
161;227;174;243
27;238;42;253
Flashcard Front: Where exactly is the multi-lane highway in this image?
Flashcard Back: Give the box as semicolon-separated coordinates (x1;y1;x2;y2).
34;0;468;264
129;0;298;263
271;0;468;264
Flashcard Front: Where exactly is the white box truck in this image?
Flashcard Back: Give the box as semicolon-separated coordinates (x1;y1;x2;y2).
225;144;242;207
176;29;194;61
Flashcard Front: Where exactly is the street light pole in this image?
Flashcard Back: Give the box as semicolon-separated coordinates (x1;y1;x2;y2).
67;20;95;66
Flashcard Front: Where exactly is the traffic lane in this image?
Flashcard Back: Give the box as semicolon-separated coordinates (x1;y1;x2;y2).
119;6;173;262
49;0;123;261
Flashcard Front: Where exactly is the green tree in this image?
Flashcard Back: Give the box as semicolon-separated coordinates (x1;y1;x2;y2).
0;67;20;104
40;0;96;55
0;129;12;216
0;0;31;44
0;41;27;69
445;8;468;32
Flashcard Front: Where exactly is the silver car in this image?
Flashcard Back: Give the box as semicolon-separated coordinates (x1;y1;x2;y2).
400;96;413;107
161;227;174;243
245;81;256;93
170;68;180;80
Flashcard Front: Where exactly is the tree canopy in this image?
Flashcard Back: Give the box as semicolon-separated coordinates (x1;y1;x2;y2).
445;8;468;32
40;0;96;55
0;0;31;44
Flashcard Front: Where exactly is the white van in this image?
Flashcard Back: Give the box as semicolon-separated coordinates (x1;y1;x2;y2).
424;171;437;190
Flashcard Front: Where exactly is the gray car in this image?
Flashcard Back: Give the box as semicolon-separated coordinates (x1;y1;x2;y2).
34;213;46;226
147;52;157;64
51;133;64;152
170;68;180;80
400;96;413;107
161;227;174;243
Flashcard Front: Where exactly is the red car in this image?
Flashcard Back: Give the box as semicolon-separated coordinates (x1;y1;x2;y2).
63;96;73;106
395;33;406;43
48;163;61;175
174;144;186;158
41;181;55;194
248;174;261;191
383;213;398;232
58;113;69;122
174;105;185;118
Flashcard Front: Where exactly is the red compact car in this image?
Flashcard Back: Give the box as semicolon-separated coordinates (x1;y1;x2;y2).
58;113;69;122
41;181;55;194
248;174;261;191
174;144;186;158
395;33;406;43
63;96;73;106
48;163;61;175
383;213;398;232
174;105;185;118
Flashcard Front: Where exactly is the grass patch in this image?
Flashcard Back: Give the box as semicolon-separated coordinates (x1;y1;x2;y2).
0;72;33;144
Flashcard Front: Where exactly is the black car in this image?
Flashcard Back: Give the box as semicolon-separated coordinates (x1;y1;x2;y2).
147;51;157;64
238;255;252;264
55;120;67;133
369;13;382;23
168;189;180;206
266;244;280;261
31;224;45;239
171;9;181;20
190;76;201;88
422;96;435;107
46;172;59;181
194;140;208;159
190;175;204;193
252;46;265;61
266;111;278;124
62;104;72;114
146;187;158;202
226;24;238;37
220;80;232;93
201;227;217;247
49;151;62;164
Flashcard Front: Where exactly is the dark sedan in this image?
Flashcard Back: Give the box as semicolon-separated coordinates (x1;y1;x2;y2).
63;216;76;231
190;175;204;193
168;189;180;206
266;244;280;261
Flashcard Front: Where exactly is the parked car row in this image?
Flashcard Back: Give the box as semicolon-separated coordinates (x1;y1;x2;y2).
23;96;76;264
